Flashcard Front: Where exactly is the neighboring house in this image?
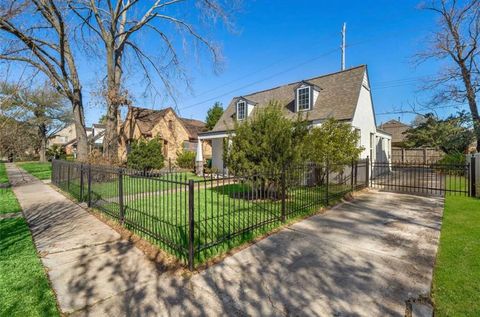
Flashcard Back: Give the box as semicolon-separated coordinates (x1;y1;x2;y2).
378;119;410;147
49;123;106;157
197;65;392;173
48;123;77;150
119;106;212;164
65;123;106;156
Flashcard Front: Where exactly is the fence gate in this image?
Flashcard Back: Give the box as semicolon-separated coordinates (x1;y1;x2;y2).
370;161;472;197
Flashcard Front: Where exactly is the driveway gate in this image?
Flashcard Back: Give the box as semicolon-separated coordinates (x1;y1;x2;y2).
370;161;473;197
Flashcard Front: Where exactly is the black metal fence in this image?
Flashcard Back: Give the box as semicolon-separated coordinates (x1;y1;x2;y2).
52;159;368;269
370;161;472;196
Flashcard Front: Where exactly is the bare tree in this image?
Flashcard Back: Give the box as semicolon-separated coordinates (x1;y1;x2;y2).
68;0;238;162
0;0;89;160
419;0;480;151
1;81;71;162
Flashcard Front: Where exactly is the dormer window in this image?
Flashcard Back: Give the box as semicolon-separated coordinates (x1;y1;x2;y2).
296;86;312;111
237;100;246;120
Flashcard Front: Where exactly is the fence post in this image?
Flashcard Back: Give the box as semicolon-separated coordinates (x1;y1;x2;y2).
471;156;476;197
326;160;329;205
87;164;92;207
366;156;370;188
119;168;125;223
350;160;354;192
188;180;195;271
281;166;286;222
79;163;84;202
67;163;71;192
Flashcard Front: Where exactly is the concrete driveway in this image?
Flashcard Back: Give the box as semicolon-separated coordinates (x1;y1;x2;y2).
79;191;443;316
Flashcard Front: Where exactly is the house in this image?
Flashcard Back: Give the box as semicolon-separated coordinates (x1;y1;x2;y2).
119;106;212;164
196;65;391;174
49;123;106;156
378;119;410;147
48;123;78;151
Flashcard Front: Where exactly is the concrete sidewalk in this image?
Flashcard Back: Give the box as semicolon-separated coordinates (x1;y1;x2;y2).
7;163;443;316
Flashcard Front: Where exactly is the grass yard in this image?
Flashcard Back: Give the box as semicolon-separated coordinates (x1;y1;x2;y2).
17;162;52;180
93;181;351;263
0;217;59;317
432;194;480;316
0;163;8;184
0;188;22;215
0;163;22;215
58;171;206;201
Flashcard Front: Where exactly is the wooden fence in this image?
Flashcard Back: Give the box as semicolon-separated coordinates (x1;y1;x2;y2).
391;147;444;164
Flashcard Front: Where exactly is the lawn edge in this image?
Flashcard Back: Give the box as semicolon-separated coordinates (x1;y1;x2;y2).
0;184;63;316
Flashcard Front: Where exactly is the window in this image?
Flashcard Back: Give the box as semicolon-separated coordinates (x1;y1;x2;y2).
237;100;246;120
183;141;196;152
296;86;311;111
354;128;361;147
163;140;168;157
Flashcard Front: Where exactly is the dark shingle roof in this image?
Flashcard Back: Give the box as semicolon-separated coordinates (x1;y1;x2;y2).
211;65;367;132
128;106;207;139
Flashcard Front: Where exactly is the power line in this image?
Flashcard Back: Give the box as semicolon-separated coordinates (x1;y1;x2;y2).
376;104;468;116
178;47;341;111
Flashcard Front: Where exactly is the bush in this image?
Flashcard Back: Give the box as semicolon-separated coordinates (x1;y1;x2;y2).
127;137;164;172
437;152;466;165
46;145;66;161
176;151;196;169
225;101;308;175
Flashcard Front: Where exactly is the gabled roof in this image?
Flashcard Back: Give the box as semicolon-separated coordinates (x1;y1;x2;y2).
211;65;367;132
378;119;410;143
180;118;208;139
127;106;207;139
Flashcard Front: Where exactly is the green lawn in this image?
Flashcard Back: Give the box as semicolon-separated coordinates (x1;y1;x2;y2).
0;163;21;215
58;170;204;201
0;217;60;317
0;163;8;184
432;174;480;316
93;181;351;263
0;188;22;215
16;162;52;180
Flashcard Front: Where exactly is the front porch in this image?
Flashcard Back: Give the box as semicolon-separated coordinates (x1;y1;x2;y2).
196;130;230;175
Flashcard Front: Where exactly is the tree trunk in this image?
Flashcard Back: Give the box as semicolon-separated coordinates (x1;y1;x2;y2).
39;138;47;162
71;90;88;161
103;103;119;162
458;60;480;152
102;47;121;163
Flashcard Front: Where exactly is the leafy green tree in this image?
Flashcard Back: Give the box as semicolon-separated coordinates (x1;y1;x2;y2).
205;102;224;130
404;112;474;154
176;150;196;169
225;102;308;175
303;118;363;169
127;137;164;172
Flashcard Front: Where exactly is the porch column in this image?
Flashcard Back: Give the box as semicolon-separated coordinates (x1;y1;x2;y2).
195;139;204;176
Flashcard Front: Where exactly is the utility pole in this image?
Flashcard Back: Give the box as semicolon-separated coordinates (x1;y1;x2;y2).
341;22;346;71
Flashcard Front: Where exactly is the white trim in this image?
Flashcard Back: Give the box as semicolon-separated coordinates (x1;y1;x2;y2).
296;86;312;112
198;132;230;140
236;100;247;120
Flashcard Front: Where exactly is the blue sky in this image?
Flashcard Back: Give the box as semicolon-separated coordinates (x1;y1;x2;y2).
78;0;468;126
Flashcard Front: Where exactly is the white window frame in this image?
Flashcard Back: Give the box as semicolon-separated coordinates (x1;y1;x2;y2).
296;86;312;112
237;100;247;120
